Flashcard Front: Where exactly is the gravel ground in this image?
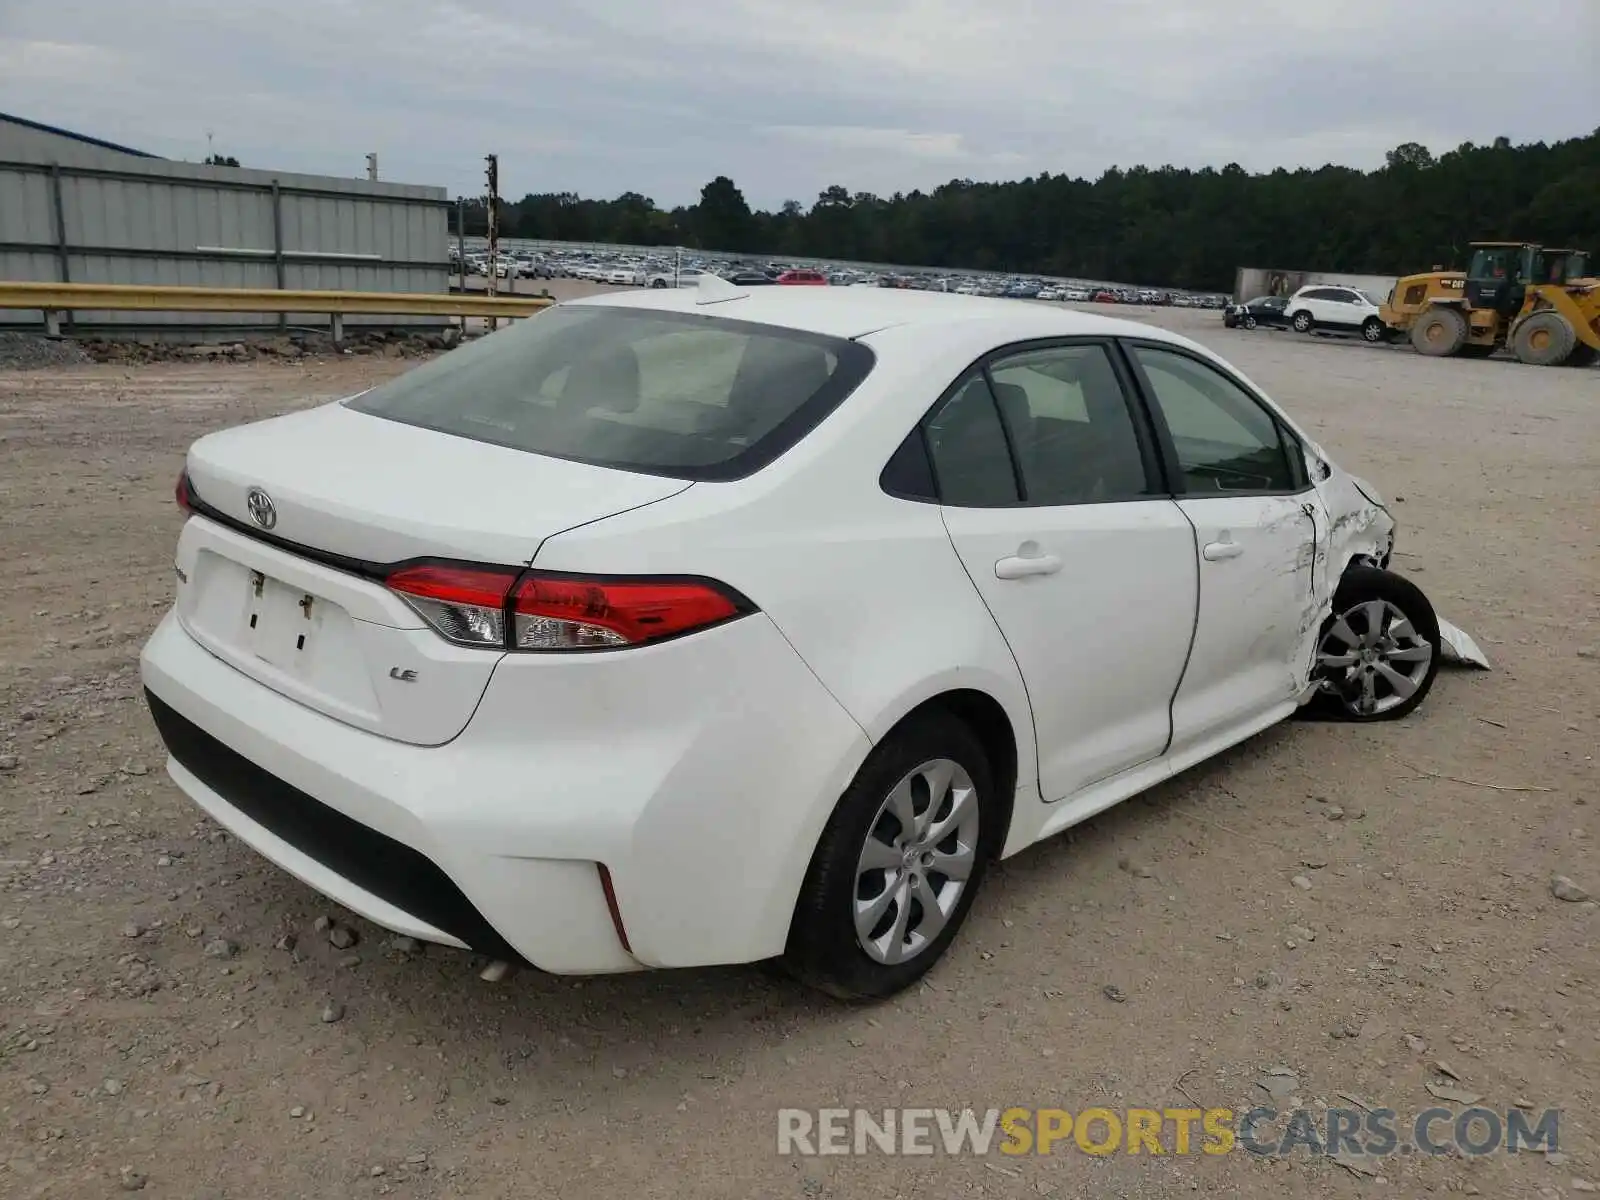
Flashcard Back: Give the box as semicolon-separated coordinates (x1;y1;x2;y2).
1;304;1597;1200
0;332;93;371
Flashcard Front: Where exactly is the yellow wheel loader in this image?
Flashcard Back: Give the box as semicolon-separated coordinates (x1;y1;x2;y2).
1379;242;1600;366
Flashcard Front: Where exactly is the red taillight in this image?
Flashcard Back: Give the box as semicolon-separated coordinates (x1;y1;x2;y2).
175;471;193;515
384;563;749;652
510;573;743;650
386;563;520;649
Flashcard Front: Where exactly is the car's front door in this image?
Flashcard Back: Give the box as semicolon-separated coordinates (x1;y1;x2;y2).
1124;342;1321;758
928;341;1199;802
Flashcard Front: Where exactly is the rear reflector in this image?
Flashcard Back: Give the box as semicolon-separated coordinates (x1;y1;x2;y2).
175;471;193;516
384;563;750;651
596;864;632;953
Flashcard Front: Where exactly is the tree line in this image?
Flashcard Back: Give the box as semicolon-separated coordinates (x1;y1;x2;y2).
451;128;1599;291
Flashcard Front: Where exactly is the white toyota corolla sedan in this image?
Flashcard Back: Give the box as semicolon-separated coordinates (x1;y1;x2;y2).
141;278;1443;999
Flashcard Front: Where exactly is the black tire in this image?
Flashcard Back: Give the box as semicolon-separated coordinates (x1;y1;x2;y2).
1310;566;1441;722
781;713;998;1000
1410;307;1468;356
1511;311;1577;366
1567;344;1598;368
1361;317;1388;344
1244;314;1258;330
651;278;668;289
1291;310;1313;333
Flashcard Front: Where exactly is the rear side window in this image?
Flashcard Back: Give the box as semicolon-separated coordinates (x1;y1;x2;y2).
924;376;1019;506
348;306;873;481
987;344;1154;504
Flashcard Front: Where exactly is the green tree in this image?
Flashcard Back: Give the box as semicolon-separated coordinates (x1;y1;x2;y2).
495;128;1600;289
692;176;755;252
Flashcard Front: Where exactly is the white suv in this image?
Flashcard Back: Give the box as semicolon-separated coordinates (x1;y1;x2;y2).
1284;286;1388;343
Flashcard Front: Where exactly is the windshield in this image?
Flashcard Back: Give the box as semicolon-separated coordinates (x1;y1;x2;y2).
347;306;874;481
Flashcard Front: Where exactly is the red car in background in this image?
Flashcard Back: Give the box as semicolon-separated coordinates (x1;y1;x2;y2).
775;269;828;286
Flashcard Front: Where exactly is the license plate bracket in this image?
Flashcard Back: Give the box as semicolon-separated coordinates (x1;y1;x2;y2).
242;570;320;670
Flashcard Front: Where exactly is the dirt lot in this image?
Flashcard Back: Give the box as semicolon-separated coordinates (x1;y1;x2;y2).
1;303;1597;1200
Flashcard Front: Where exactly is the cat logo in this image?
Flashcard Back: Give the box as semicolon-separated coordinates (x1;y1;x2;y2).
388;667;419;682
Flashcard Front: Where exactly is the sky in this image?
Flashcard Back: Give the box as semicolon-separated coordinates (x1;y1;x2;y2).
2;0;1597;210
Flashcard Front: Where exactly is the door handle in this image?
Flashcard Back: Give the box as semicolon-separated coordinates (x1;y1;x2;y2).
995;553;1063;579
1203;540;1244;561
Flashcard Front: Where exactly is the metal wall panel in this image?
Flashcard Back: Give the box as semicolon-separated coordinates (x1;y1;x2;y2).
0;172;54;244
1;116;450;336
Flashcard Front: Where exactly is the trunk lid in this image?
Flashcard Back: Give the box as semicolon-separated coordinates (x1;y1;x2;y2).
185;400;690;565
177;400;690;745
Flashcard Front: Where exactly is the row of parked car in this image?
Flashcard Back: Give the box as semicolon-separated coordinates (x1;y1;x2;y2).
1224;286;1389;343
449;247;845;288
446;243;1232;307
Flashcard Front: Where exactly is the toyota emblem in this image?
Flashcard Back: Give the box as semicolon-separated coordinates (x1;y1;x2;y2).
245;487;277;530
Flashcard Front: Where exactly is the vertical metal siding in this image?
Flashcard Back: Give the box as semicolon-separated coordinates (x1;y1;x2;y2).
0;172;53;245
1;119;449;335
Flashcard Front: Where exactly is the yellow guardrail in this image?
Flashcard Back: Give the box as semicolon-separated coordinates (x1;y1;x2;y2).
0;280;551;338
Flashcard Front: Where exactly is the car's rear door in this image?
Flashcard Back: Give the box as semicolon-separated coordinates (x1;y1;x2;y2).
1295;288;1326;323
930;340;1199;803
1321;288;1362;326
1123;342;1321;758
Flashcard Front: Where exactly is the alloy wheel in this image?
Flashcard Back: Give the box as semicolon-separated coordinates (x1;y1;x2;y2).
1316;599;1434;716
853;758;979;965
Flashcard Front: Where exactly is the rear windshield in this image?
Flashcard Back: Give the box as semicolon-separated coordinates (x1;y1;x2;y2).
347;306;874;481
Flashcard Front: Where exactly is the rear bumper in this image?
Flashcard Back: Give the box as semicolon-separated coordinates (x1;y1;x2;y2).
140;609;870;973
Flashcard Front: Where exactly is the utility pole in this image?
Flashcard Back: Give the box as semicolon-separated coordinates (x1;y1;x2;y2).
366;153;378;181
455;197;466;298
485;153;499;331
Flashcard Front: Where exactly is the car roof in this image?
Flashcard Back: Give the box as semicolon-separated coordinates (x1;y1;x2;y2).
566;283;1175;343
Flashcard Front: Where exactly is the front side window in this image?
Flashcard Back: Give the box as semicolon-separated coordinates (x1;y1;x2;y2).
348;306;872;481
1130;346;1296;494
1469;247;1515;280
987;344;1153;504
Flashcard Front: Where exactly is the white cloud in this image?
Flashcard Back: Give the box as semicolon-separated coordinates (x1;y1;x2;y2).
768;127;968;161
0;0;1594;207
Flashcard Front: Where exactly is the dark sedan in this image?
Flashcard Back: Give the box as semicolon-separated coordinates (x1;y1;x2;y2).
1224;295;1290;330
